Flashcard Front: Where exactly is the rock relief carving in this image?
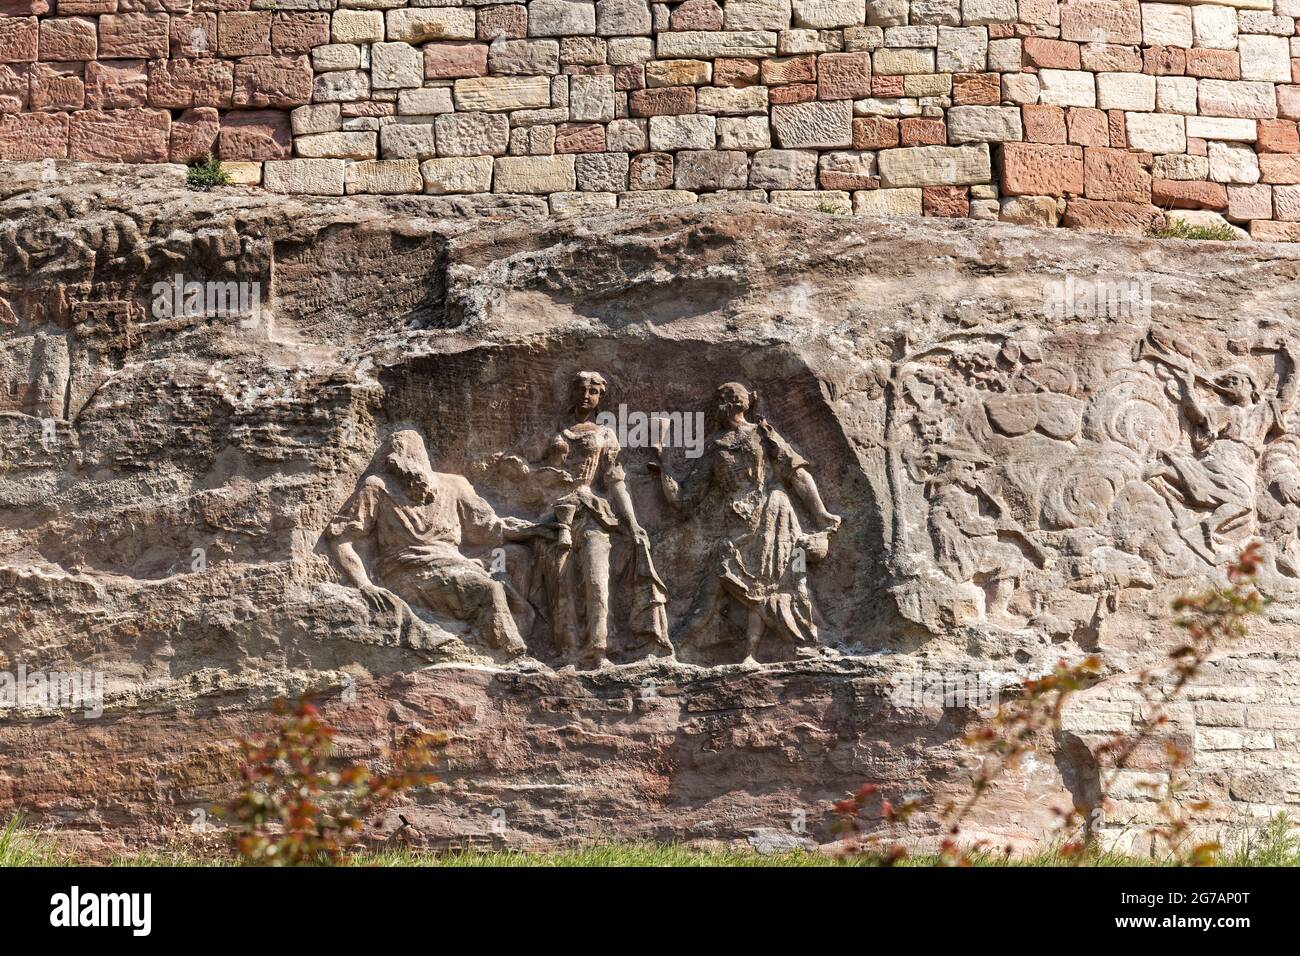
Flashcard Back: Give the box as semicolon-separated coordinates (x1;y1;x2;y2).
883;328;1300;637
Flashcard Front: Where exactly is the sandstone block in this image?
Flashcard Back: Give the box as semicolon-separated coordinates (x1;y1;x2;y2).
1207;139;1259;183
1038;69;1096;108
454;76;551;111
421;155;494;193
1096;72;1155;112
0;110;69;159
648;112;716;149
493;154;577;192
656;31;778;59
629;150;673;188
69;106;168;161
772;99;853;148
853;185;921;215
39;17;97;62
1000;141;1083;195
219;108;290;160
488;39;560;75
1124;111;1185;153
674;148;749;189
380;121;436;159
344;158;422;194
99;14;169;60
0;16;38;64
947;105;1022;143
386;8;475;44
717;115;771;150
295;130;376;160
877;142;991;186
263;157;345;194
1197;79;1276;119
435;111;510;156
528;0;597;37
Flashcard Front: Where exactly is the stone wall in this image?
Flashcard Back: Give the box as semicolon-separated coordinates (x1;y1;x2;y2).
4;1;1300;237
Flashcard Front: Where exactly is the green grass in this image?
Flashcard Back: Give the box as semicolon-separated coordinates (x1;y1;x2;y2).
1149;219;1240;242
186;152;233;191
6;815;1298;867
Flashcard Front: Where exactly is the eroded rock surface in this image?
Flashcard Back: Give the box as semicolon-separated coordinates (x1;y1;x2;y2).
2;165;1299;854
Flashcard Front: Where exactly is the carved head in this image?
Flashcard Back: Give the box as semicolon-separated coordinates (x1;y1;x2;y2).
383;429;436;503
1215;366;1260;405
716;382;752;422
568;371;608;417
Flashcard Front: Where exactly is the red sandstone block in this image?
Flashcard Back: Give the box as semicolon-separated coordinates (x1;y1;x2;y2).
477;4;527;41
57;0;116;12
39;17;97;62
1082;43;1141;73
169;105;218;163
761;54;816;86
1259;120;1300;154
1142;46;1185;77
555;122;605;153
0;0;49;12
629;151;672;189
769;82;816;104
713;58;759;88
29;60;83;110
1083;146;1149;203
1186;136;1206;156
952;72;1000;106
0;17;38;64
424;42;489;80
670;0;723;30
0;109;67;157
988;23;1015;39
99;14;169;60
171;13;216;58
1001;141;1085;196
1279;85;1300;121
852;116;898;149
1024;104;1067;144
923;186;969;217
84;58;145;108
69;106;169;161
270;13;328;55
231;54;311;108
900;117;945;146
1185;49;1239;80
871;74;903;97
218;11;270;57
148;56;232;108
614;64;643;91
218;107;288;160
1108;109;1126;148
1151;178;1228;210
1023;38;1080;70
1260;154;1300;184
818;51;869;101
0;64;29;112
1065;107;1107;146
629;85;695;116
1062;198;1163;235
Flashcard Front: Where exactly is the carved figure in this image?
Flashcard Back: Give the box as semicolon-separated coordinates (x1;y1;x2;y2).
327;429;554;658
1140;333;1298;561
508;371;673;669
651;382;841;663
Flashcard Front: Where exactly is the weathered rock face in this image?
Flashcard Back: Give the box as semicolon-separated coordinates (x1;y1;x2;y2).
2;164;1299;855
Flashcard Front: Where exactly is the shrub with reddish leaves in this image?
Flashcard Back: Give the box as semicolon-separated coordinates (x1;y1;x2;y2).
225;696;443;866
